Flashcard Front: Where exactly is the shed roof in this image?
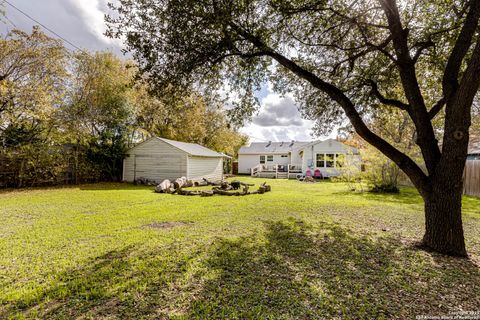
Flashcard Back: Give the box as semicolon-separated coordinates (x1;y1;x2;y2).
157;137;225;157
129;137;225;158
238;141;309;154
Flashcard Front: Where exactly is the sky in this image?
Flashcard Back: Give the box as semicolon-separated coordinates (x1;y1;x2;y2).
0;0;329;143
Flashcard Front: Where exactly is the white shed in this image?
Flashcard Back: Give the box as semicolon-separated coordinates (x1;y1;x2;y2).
123;137;226;183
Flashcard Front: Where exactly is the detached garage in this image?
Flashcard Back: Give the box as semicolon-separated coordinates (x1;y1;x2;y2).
123;137;226;183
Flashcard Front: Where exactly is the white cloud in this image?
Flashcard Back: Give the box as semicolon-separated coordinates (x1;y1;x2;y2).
241;84;339;142
240;123;314;142
252;93;304;127
241;91;315;142
1;0;124;53
67;0;120;46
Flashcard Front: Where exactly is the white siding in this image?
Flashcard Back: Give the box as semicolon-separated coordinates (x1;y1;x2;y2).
238;154;260;174
123;154;135;181
187;156;223;182
301;140;360;177
122;138;188;182
238;153;290;174
271;154;290;166
290;150;303;166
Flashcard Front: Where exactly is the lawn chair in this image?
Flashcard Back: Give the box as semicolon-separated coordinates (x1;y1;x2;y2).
313;169;323;179
305;168;312;177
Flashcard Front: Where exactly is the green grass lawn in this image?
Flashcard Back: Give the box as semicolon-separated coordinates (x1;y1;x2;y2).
1;178;479;319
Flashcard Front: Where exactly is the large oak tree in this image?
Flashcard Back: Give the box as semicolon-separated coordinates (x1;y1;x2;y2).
107;0;480;256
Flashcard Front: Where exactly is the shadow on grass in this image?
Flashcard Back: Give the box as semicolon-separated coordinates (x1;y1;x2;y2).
4;220;480;319
0;183;150;194
79;182;152;191
3;244;196;319
333;188;423;207
184;220;480;319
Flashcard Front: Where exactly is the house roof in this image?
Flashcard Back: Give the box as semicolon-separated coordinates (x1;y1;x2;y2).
292;139;360;154
238;141;310;154
157;137;225;157
238;139;360;155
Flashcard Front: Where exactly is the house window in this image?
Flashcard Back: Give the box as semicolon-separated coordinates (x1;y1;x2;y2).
267;155;274;162
336;154;345;167
316;154;325;167
260;155;266;164
281;154;288;158
326;154;335;167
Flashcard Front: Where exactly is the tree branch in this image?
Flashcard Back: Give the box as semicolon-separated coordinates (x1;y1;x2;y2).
442;0;480;100
355;24;397;63
412;39;434;63
210;50;268;65
438;37;480;176
230;23;430;192
452;36;480;118
367;79;410;110
379;0;441;175
428;97;446;119
0;99;9;115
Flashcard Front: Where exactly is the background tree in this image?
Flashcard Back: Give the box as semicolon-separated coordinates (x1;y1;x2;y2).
342;106;419;193
0;27;67;148
472;94;480;132
133;87;247;156
0;28;68;187
63;51;136;181
0;27;246;186
107;0;480;256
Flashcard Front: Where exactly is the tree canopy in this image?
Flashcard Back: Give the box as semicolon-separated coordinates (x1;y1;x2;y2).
106;0;474;133
0;27;68;147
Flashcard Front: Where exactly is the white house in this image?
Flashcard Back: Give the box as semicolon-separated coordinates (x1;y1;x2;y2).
123;137;227;183
238;139;360;178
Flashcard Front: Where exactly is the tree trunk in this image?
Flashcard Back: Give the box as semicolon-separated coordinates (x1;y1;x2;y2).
422;177;467;257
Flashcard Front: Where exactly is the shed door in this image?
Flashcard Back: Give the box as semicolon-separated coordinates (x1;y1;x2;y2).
134;154;184;181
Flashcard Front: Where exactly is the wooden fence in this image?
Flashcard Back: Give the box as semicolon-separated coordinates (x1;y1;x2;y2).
463;160;480;197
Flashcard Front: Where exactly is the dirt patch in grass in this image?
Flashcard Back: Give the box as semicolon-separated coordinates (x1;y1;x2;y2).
142;221;193;230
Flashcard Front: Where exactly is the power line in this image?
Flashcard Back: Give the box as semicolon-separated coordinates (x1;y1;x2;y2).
3;0;84;52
